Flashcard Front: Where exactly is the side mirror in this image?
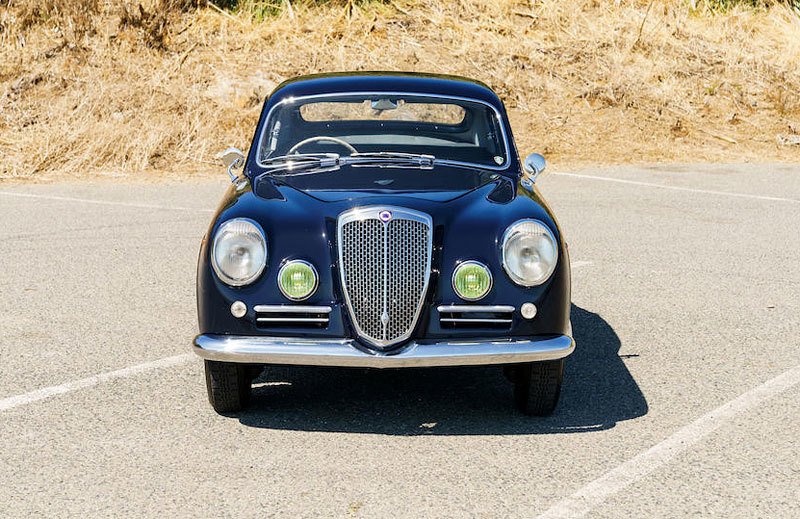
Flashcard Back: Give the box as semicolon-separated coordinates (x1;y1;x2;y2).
522;153;547;183
217;147;245;182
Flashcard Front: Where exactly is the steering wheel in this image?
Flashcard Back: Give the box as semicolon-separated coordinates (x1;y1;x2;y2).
287;136;358;155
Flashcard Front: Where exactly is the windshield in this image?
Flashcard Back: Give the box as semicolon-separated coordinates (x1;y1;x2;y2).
257;93;508;169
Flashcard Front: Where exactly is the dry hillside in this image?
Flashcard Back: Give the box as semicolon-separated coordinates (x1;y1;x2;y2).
1;0;800;181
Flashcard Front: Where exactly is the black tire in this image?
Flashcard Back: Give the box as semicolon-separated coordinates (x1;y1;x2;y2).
204;360;253;413
511;359;564;416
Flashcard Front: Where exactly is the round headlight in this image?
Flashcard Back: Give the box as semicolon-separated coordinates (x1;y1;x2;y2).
452;261;493;301
502;219;558;286
278;260;318;301
211;218;267;287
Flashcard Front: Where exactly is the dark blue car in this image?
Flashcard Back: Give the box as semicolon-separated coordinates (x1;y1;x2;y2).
194;72;574;415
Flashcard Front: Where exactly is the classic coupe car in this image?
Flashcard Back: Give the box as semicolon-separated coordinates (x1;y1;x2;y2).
194;72;574;415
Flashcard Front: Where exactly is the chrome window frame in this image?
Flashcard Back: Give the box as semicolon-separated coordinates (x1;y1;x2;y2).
336;205;434;349
255;92;512;171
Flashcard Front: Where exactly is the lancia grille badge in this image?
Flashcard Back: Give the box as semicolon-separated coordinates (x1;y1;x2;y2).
378;210;392;222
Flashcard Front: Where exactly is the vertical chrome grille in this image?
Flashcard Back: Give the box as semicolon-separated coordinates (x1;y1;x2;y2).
338;207;432;348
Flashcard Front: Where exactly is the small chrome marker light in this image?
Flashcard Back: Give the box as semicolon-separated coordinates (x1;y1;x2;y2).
230;300;247;318
520;302;537;319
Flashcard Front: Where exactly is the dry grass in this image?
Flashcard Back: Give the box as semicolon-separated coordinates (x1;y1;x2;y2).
1;0;799;181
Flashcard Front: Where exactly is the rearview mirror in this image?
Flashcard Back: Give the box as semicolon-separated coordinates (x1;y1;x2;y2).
523;153;547;182
217;147;245;182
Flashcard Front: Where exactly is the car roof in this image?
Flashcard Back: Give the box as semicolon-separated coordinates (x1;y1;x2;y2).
268;72;504;108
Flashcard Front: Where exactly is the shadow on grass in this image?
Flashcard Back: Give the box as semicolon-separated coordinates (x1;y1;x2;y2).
237;304;647;435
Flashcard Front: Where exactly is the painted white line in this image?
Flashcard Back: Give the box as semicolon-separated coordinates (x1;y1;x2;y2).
537;364;800;518
553;172;800;204
0;190;215;213
0;354;194;412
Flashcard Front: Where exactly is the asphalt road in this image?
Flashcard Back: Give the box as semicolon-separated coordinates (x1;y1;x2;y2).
1;163;799;518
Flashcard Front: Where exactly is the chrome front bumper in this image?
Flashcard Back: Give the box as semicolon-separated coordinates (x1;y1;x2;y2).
193;334;575;368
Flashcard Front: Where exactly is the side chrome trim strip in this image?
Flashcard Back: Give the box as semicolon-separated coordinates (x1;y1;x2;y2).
193;334;575;368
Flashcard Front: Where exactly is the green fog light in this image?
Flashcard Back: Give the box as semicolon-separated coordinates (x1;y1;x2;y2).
452;261;492;301
278;260;318;301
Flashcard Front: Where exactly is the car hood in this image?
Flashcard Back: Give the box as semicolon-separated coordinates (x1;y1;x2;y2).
212;174;560;259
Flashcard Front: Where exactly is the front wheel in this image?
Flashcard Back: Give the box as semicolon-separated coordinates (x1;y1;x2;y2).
204;360;254;413
510;359;564;416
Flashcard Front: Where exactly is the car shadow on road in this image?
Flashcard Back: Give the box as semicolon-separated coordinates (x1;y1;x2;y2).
237;304;648;435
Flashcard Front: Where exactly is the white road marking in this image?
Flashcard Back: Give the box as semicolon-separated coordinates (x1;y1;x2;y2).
0;190;215;213
0;354;194;412
571;260;594;269
537;364;800;518
553;172;800;204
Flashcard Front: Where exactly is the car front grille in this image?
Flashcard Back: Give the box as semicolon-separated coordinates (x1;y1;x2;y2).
337;207;432;348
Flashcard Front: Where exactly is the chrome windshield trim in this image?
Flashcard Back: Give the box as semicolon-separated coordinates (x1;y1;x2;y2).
255;91;512;171
254;305;333;314
193;334;575;368
437;305;515;313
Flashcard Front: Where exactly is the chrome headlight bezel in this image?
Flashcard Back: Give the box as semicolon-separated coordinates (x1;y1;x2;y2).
501;219;559;287
211;218;268;287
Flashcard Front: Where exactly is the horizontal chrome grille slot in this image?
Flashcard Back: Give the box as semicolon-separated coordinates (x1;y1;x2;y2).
440;318;513;324
338;207;433;348
254;305;333;314
437;305;515;313
256;317;330;323
254;305;332;328
437;305;515;329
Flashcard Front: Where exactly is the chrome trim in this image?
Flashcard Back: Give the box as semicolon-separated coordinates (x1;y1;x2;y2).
522;152;546;182
501;219;559;287
440;318;512;324
437;305;515;313
217;147;245;182
256;317;330;323
337;206;433;349
211;218;268;287
451;260;493;302
193;334;575;368
255;92;512;171
277;260;319;301
253;305;332;314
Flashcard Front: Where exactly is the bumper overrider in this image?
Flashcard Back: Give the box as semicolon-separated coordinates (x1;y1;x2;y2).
193;334;575;368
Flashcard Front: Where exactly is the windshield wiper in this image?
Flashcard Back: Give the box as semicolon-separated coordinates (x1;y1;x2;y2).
260;153;341;176
348;152;435;169
260;152;437;177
